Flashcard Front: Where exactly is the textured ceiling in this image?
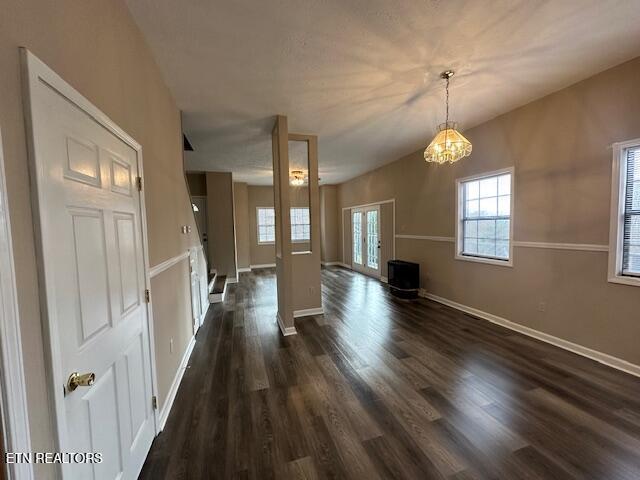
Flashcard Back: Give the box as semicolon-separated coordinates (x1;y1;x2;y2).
126;0;640;185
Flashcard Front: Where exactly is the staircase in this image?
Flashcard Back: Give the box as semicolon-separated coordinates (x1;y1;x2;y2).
208;271;227;303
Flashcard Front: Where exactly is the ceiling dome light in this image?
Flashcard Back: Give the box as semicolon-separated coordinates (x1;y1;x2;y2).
290;170;306;186
424;71;472;164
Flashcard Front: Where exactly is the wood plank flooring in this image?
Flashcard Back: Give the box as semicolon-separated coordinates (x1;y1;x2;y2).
140;267;640;479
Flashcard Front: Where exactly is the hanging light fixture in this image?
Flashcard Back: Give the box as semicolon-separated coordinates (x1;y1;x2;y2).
290;170;306;186
424;70;472;164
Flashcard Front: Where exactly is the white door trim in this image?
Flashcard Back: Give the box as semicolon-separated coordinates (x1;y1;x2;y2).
20;49;161;464
0;128;34;480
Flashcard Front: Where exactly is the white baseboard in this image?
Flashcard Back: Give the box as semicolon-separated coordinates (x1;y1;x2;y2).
226;277;238;284
337;262;351;269
237;267;251;273
321;261;341;266
293;307;324;318
381;276;388;283
158;335;196;430
419;290;640;378
277;312;297;336
250;263;276;269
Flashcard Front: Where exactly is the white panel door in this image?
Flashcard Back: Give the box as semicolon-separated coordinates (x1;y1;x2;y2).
189;249;202;334
198;247;209;320
352;206;381;278
23;52;155;480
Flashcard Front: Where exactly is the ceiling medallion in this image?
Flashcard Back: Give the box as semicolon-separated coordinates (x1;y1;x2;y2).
424;70;472;164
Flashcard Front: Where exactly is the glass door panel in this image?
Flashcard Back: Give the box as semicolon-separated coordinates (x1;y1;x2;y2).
352;211;362;266
366;210;379;269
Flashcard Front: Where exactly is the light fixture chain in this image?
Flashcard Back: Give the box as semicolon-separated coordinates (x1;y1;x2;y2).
445;76;449;126
445;75;450;158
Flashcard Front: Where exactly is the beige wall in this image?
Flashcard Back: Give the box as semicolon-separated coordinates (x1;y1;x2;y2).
233;182;250;269
337;56;640;367
248;185;276;265
150;260;194;407
0;0;200;475
380;202;394;277
206;172;237;277
320;185;339;263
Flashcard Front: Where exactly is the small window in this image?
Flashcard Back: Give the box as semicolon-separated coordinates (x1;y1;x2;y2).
257;207;275;244
290;207;310;242
609;141;640;286
456;168;513;266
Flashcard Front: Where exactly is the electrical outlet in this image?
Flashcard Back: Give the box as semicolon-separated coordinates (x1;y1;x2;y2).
537;301;547;313
170;338;174;353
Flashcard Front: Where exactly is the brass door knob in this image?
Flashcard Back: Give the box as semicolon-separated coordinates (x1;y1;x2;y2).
66;372;95;393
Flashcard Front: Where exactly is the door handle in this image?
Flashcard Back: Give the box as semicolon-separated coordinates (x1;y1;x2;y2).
66;371;95;394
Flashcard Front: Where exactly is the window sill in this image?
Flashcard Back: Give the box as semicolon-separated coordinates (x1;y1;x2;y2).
292;250;311;255
257;241;275;246
455;254;513;268
608;275;640;287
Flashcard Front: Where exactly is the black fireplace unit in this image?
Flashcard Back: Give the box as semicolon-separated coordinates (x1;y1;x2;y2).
387;260;419;299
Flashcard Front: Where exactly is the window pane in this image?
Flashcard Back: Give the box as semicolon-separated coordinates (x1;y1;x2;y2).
290;207;310;241
477;219;495;238
464;220;477;238
498;195;510;216
479;197;497;217
498;174;511;195
630;215;640;240
464;238;478;255
496;240;509;259
496;219;510;240
466;180;479;200
466;199;479;217
478;239;496;256
633;180;640;210
479;177;498;198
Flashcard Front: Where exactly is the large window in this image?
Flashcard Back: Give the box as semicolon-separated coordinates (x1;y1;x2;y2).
290;207;310;242
256;207;311;244
609;141;640;285
456;168;513;266
257;207;275;244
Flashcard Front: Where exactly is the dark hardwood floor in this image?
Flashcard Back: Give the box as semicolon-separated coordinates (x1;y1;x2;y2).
140;267;640;479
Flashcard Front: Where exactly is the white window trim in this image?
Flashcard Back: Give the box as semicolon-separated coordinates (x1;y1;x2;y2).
256;206;275;245
608;138;640;287
455;166;515;268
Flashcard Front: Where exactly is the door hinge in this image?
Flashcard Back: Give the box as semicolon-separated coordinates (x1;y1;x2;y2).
152;396;157;410
136;176;143;191
144;289;151;303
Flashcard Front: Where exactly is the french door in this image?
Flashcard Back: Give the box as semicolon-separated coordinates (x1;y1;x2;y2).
352;205;381;277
